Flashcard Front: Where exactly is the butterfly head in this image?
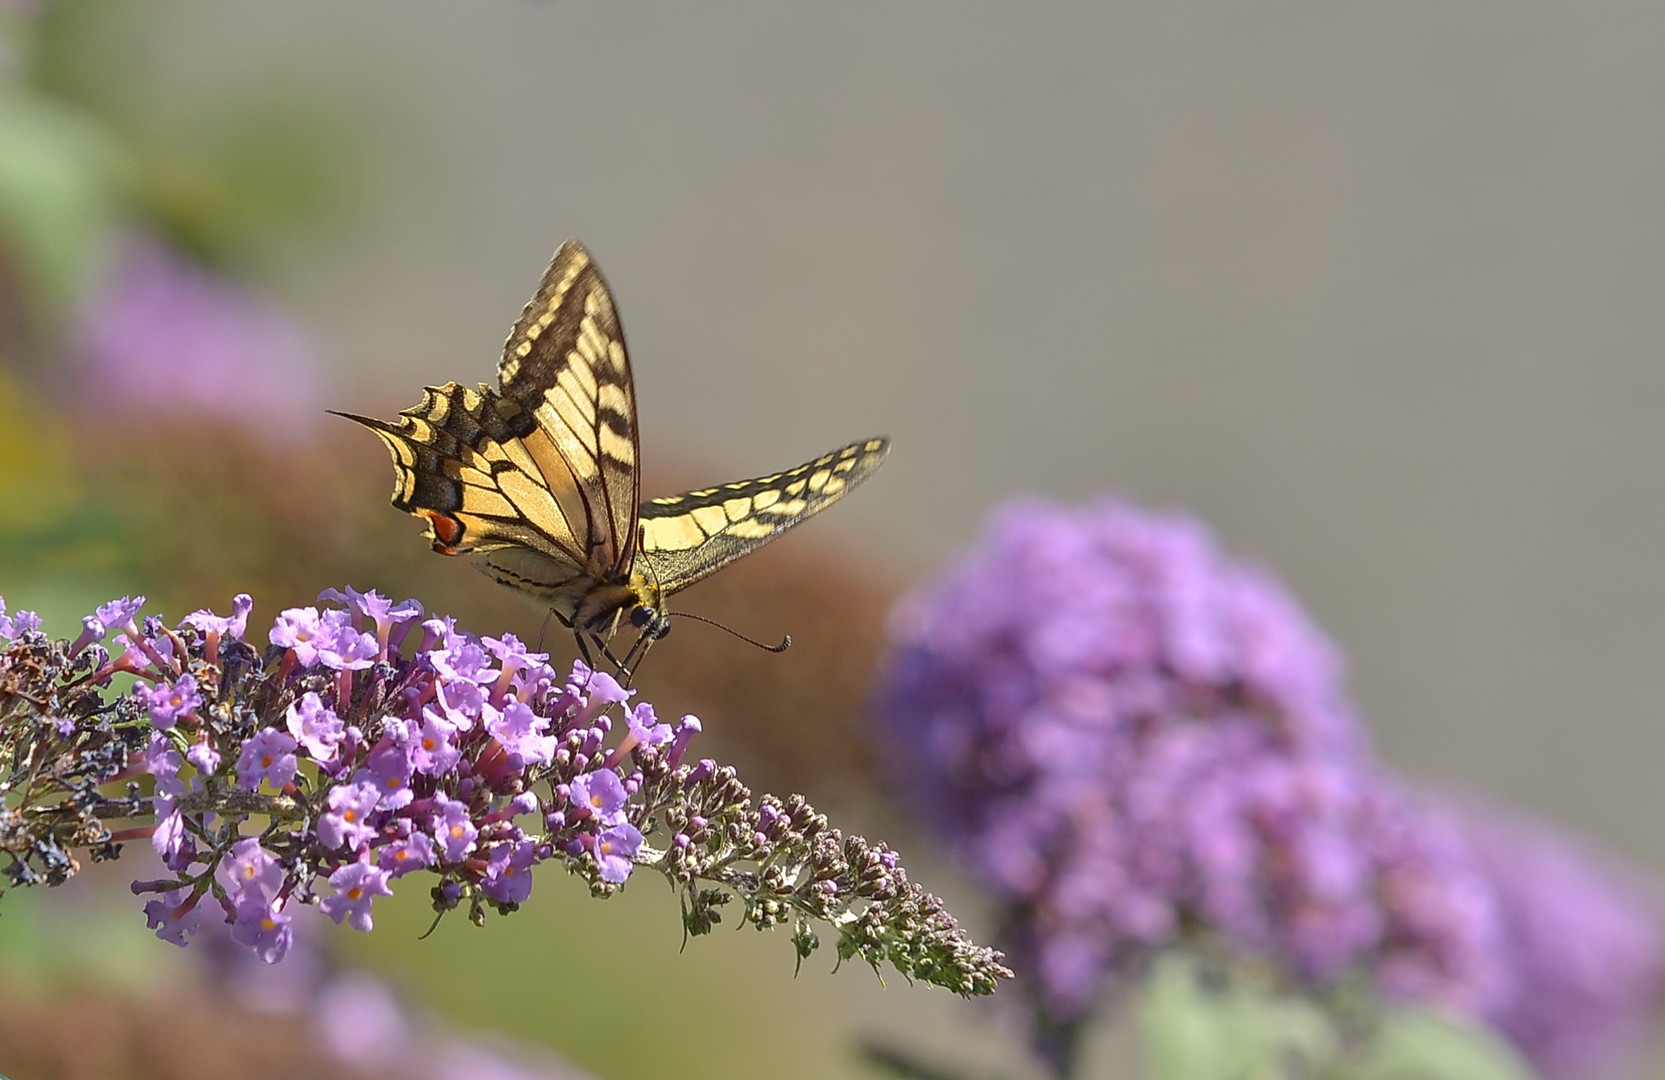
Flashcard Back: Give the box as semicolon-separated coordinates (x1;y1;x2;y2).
629;602;672;641
619;567;671;642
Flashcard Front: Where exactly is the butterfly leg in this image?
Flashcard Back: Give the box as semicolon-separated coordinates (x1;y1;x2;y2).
572;629;598;672
618;628;656;680
592;634;637;686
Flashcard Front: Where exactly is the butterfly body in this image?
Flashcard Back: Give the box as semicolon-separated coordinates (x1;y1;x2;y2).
336;240;888;675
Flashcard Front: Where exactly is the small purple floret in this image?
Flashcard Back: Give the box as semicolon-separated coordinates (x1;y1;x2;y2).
355;740;414;810
136;674;201;729
319;781;382;851
286;691;345;763
321;859;394;932
145;731;185;798
569;770;628;826
433;794;479;863
235;727;298;791
183;593;253;640
142;886;202;947
625;703;672;747
230;895;295;963
216;837;285;908
376;833;435;878
595;823;643;884
481;839;538;904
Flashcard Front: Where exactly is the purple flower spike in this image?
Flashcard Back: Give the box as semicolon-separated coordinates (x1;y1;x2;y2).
594;824;643;884
569;770;628;826
0;585;1011;996
74;231;322;442
321;859;394;932
235;728;298;792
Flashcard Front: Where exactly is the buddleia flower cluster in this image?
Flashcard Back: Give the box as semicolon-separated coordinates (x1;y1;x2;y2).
0;589;1008;997
877;498;1588;1070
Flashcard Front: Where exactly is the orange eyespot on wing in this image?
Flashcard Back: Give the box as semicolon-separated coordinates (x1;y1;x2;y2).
421;510;466;553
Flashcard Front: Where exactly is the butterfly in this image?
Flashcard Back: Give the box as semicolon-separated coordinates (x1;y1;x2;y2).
334;239;889;678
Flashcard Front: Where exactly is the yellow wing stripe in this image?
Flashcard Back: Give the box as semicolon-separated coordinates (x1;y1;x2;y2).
638;436;889;594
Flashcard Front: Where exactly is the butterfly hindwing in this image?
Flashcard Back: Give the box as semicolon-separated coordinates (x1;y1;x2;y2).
335;383;588;566
497;240;640;572
639;436;890;594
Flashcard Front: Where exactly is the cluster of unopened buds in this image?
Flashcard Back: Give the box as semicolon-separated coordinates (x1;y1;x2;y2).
0;590;1008;997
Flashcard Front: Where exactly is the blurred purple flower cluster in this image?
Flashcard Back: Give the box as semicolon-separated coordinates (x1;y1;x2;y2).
878;496;1665;1073
73;231;323;439
1450;799;1665;1080
193;904;592;1080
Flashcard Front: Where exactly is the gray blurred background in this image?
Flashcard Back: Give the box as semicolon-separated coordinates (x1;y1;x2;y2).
55;1;1665;1074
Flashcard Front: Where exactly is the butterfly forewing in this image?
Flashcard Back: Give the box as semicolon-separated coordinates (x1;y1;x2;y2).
639;436;890;594
497;240;640;572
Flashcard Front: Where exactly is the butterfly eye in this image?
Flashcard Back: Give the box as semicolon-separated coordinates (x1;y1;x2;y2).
630;606;654;629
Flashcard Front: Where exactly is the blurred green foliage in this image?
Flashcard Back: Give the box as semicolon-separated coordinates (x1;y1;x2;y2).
0;90;125;326
23;0;372;272
1138;954;1530;1080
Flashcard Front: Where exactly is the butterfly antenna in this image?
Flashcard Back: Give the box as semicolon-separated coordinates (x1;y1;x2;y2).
670;612;791;654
